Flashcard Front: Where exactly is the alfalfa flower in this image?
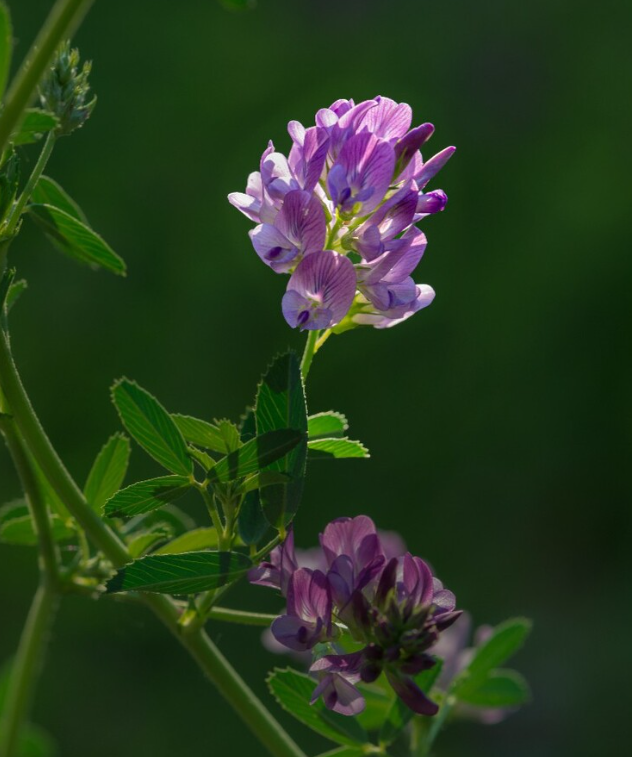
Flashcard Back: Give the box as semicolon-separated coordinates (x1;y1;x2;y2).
229;96;454;331
250;516;461;716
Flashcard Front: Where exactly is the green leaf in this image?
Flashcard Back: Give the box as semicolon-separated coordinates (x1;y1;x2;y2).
154;527;219;555
28;204;126;276
237;409;269;545
84;433;131;513
187;444;215;472
121;504;194;538
379;659;443;745
0;2;12;100
314;749;365;757
111;379;193;476
255;352;308;529
10;109;59;145
452;618;531;698
215;419;242;453
238;470;290;495
127;529;169;558
0;500;75;546
5;278;27;311
308;411;348;440
31;176;87;223
267;668;369;747
172;414;230;454
106;550;252;594
103;475;192;518
458;669;530;708
308;438;369;459
209;429;302;483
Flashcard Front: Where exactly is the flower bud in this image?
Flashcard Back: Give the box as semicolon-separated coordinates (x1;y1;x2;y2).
39;42;96;137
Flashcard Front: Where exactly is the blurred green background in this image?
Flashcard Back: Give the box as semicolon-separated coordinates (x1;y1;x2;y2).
1;0;631;755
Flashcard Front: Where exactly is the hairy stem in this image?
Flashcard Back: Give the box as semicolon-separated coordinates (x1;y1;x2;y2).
0;584;58;757
0;416;60;585
4;133;56;237
300;328;320;379
0;0;95;154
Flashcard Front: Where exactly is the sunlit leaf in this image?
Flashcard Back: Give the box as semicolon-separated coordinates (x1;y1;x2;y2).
103;475;192;518
154;527;219;555
28;204;126;276
308;411;348;440
111;379;193;476
255;352;308;529
84;433;131;513
31;176;87;223
106;550;252;594
209;429;302;483
308;438;369;459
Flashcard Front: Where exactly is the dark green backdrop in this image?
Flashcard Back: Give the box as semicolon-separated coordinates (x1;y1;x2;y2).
2;1;630;755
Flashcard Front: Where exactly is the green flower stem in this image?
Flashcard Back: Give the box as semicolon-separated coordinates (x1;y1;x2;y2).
0;0;95;154
0;328;130;568
300;328;320;378
197;483;225;546
0;416;60;585
206;607;278;626
315;328;333;352
144;594;307;757
0;331;308;757
4;132;56;237
0;584;58;757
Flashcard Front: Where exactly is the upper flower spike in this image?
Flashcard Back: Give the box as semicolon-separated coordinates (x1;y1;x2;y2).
229;96;454;332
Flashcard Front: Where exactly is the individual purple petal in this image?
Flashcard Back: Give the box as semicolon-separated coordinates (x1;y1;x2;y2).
248;529;297;594
394;123;435;172
310;673;365;716
328;133;396;215
401;554;434;607
386;671;439;716
311;651;364;680
249;224;299;272
282;251;356;330
287;568;331;624
275;190;327;255
358;96;412;141
432;577;457;614
289;126;330;192
354;284;436;328
271;614;322;651
228;191;261;223
415;146;456;189
320;515;382;568
416;189;448;216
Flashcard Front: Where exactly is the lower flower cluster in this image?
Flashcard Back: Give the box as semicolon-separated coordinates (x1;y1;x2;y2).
250;516;460;716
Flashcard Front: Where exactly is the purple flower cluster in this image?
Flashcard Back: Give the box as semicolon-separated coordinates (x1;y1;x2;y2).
229;97;454;330
250;516;460;716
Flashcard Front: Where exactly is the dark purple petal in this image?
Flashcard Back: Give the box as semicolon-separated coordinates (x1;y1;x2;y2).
394;123;435;171
386;671;439;716
248;529;297;594
375;557;398;607
271;614;321;651
320;515;381;566
310;673;366;716
416;189;448;216
287;568;331;624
